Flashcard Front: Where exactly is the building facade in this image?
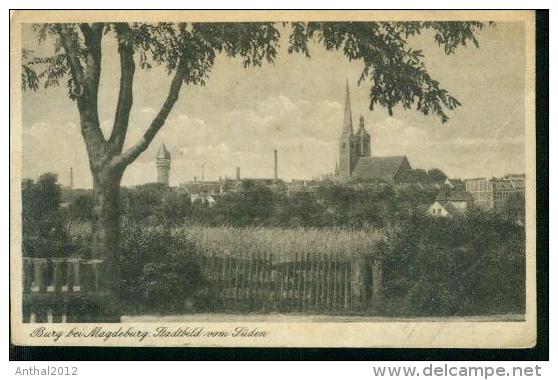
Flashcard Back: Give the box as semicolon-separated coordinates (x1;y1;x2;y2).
464;175;525;209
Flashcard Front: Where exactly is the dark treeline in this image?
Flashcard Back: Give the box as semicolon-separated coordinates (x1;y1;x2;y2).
65;180;441;229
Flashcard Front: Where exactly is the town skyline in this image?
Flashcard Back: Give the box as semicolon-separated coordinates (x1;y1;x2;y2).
21;22;527;188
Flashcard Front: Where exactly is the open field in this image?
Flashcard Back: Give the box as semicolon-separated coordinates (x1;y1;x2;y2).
181;225;384;260
68;223;385;260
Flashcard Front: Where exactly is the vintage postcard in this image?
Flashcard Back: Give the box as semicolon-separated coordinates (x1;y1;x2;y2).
10;10;537;347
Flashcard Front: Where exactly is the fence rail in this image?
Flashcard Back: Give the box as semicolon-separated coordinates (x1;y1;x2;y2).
23;257;105;295
22;257;108;323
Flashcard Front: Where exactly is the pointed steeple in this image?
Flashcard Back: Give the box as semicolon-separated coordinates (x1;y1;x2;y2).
341;80;353;136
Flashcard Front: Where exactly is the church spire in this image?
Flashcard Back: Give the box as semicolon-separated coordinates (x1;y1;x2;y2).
341;80;353;136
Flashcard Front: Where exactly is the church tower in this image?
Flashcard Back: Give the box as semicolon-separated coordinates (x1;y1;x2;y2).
356;115;371;157
338;81;358;181
156;143;171;186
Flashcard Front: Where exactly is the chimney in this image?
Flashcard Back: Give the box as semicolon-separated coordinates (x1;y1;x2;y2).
70;167;74;189
201;163;205;182
236;166;240;181
273;150;278;181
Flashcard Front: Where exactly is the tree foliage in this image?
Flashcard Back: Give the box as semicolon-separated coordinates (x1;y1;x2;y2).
22;22;488;137
22;173;69;257
289;21;489;122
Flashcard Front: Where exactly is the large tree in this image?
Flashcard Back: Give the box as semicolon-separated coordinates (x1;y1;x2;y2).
22;21;487;290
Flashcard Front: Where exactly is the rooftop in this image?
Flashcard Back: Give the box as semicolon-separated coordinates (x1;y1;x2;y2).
351;156;410;181
436;190;473;202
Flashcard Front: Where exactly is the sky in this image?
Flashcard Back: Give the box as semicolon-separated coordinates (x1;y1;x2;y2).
21;22;527;188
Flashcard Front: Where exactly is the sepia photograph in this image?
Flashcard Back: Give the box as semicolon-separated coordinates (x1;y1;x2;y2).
9;10;537;348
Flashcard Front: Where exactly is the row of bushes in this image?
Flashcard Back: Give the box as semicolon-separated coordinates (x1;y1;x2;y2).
378;211;525;316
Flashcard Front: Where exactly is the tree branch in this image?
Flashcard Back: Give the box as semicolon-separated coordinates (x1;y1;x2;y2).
80;23;103;104
114;57;187;168
56;24;85;97
57;23;107;170
109;23;136;153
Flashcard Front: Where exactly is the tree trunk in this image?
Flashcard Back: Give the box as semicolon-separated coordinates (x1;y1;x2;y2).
91;168;124;292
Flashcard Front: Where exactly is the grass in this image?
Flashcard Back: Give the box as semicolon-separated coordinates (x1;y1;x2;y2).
68;222;384;260
180;225;383;261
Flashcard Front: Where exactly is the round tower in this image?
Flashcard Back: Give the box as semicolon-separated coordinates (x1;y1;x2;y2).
156;143;171;186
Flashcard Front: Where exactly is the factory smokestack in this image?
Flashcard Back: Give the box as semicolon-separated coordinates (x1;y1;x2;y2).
236;166;240;180
70;167;73;189
273;149;278;181
201;163;205;182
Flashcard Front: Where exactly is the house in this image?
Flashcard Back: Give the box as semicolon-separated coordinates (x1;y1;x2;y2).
190;192;217;206
427;190;472;217
180;182;222;206
286;180;307;196
427;201;461;217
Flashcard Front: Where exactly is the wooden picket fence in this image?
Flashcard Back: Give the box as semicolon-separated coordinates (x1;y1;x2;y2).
195;251;371;313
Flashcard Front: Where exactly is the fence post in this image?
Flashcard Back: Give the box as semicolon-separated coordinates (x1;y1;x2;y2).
52;258;63;293
34;258;46;293
350;254;366;310
371;256;384;307
22;258;32;294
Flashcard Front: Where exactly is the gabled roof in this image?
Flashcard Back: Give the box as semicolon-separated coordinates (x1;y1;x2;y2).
436;190;473;202
181;183;219;194
430;200;462;217
440;202;460;216
351;156;410;181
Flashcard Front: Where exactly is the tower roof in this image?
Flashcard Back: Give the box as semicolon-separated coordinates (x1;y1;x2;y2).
355;115;370;137
341;80;353;136
157;143;171;160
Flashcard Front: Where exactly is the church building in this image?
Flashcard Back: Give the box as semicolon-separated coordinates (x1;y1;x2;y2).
336;83;412;183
